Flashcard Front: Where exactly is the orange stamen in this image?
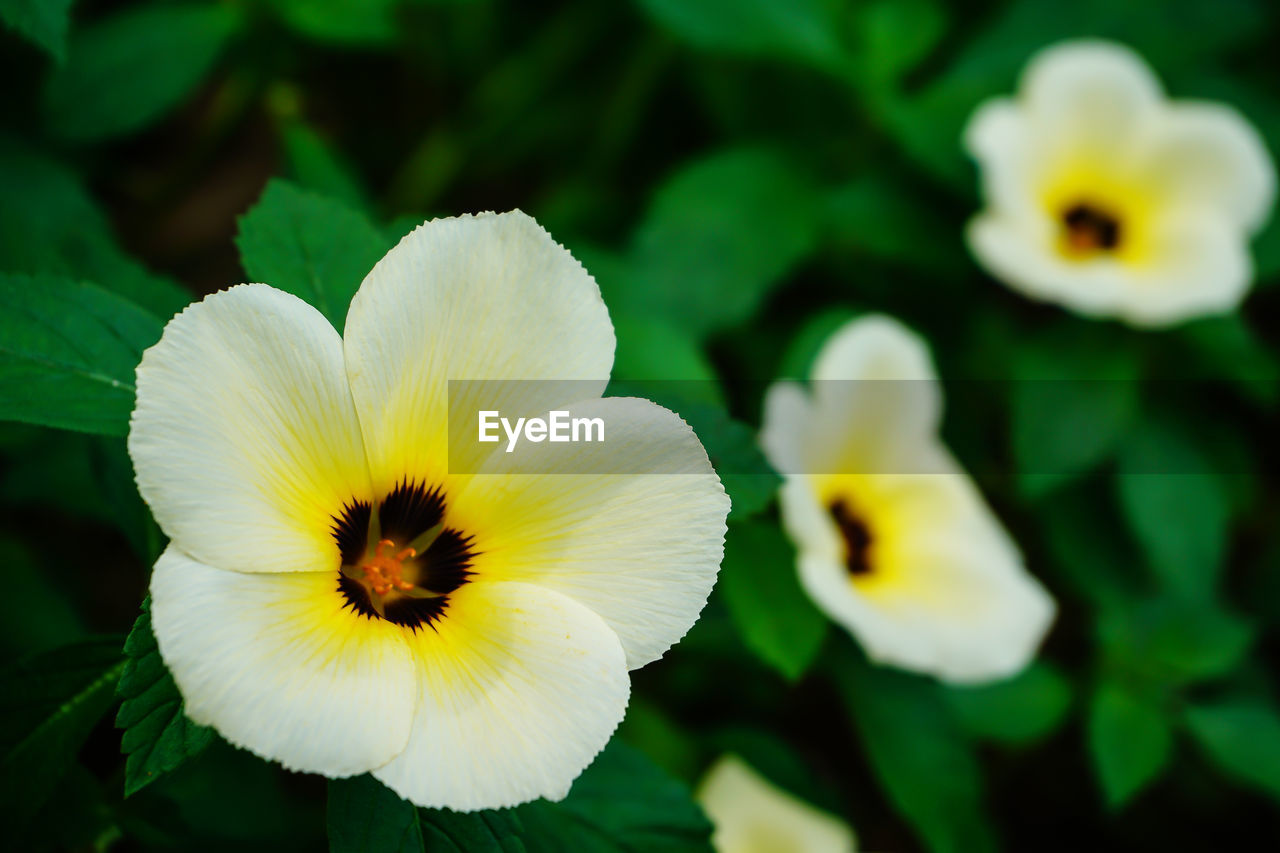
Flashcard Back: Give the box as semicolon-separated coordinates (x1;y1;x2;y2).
360;539;417;596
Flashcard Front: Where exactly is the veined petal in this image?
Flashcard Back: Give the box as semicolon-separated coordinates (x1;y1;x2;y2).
372;580;630;810
1139;103;1276;233
343;211;615;496
449;396;729;670
149;547;417;776
129;284;371;574
697;755;857;853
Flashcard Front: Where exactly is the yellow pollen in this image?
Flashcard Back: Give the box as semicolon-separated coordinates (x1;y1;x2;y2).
361;539;417;596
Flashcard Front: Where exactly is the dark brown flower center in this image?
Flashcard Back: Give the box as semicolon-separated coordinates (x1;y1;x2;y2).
828;499;873;577
332;480;475;630
1061;202;1121;254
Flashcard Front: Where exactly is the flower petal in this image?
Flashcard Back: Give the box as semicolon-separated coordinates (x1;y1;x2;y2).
762;315;941;477
968;209;1250;327
371;580;630;810
697;755;857;853
342;211;615;496
149;546;417;776
781;453;1055;684
1139;103;1276;233
129;284;371;574
1020;40;1162;152
449;396;729;669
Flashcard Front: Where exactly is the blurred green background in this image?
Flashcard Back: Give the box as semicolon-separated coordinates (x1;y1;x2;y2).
1;0;1278;850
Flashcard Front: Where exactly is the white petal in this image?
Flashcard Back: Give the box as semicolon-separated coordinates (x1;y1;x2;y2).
149;547;418;776
1139;103;1276;233
1020;40;1163;152
372;580;630;810
761;315;942;477
448;396;730;670
780;450;1056;684
697;755;857;853
342;211;615;496
964;99;1057;223
129;284;371;574
968;209;1251;328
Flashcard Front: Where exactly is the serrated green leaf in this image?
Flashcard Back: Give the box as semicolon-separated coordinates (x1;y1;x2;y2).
1184;700;1280;802
623;148;819;338
1087;681;1173;809
44;3;242;142
116;600;213;796
0;0;75;60
236;179;392;330
945;662;1072;744
0;637;125;832
328;774;425;853
834;656;996;853
1115;418;1231;598
0;273;163;436
719;521;828;681
635;0;843;70
0;135;191;317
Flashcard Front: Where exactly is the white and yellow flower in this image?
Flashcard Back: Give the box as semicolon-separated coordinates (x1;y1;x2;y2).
128;211;729;810
965;40;1275;327
761;315;1054;683
697;755;856;853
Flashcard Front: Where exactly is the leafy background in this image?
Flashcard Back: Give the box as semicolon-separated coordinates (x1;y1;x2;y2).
1;0;1278;850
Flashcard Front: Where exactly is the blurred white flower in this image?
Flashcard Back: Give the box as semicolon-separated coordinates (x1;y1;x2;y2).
965;40;1275;327
128;211;729;810
761;315;1055;683
697;755;857;853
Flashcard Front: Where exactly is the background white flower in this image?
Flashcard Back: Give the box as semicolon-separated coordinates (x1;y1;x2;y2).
965;39;1276;327
128;211;730;811
697;755;857;853
761;315;1055;683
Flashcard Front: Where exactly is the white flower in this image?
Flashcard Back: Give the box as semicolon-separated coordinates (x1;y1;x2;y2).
760;315;1054;683
128;211;729;810
965;40;1275;327
697;755;856;853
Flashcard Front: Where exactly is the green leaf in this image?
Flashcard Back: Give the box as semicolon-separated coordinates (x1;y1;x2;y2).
1115;417;1231;598
280;123;370;211
823;176;964;276
0;273;164;436
777;308;860;379
419;809;524;852
612;316;722;406
1175;314;1278;408
719;521;828;681
1036;482;1143;607
237;179;392;330
945;662;1072;745
0;637;126;831
854;0;946;85
328;774;424;853
514;739;714;852
116;600;214;797
1012;325;1140;498
0;0;74;60
1087;681;1173;809
635;0;843;70
624;148;819;338
835;657;995;853
0;135;191;317
1099;598;1255;687
676;401;780;522
1184;701;1280;802
266;0;399;46
0;535;85;657
44;3;242;142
